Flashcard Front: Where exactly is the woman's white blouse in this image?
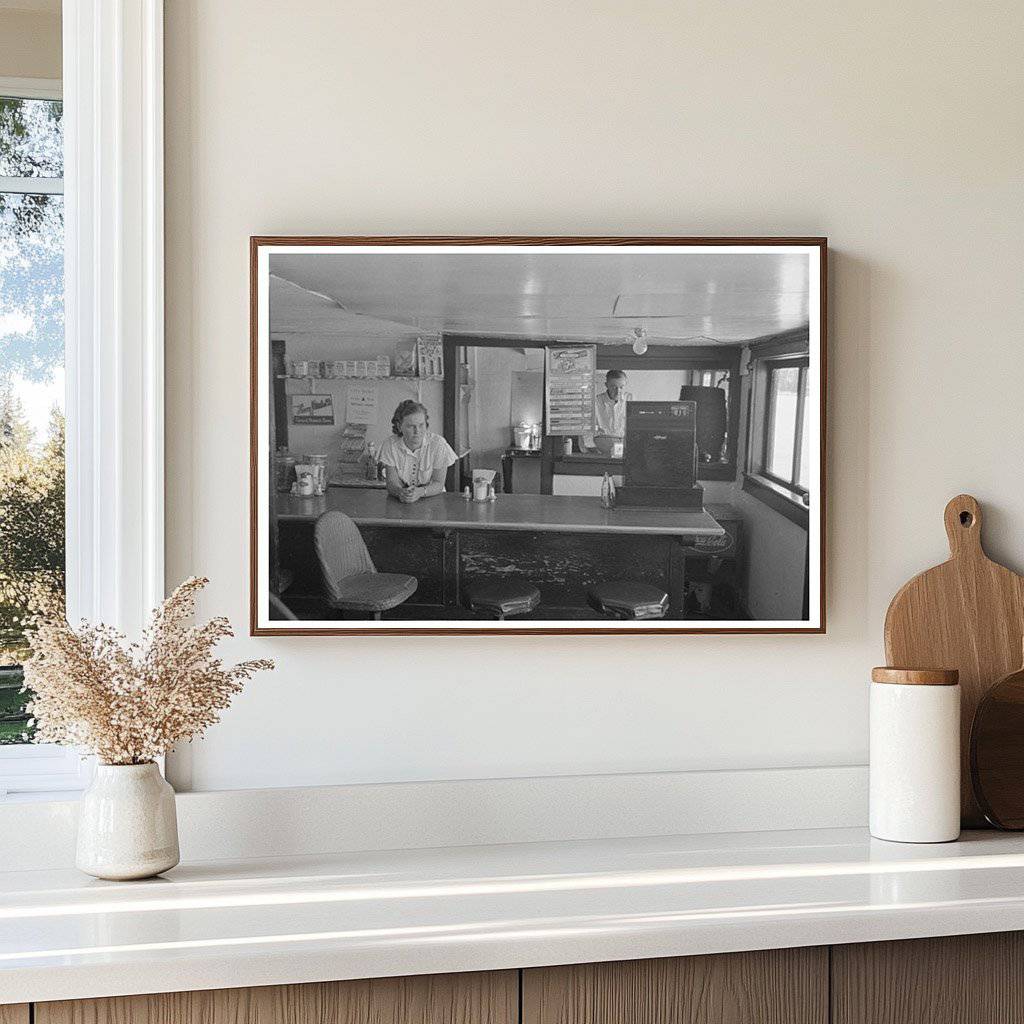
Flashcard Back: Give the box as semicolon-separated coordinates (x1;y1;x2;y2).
378;432;458;487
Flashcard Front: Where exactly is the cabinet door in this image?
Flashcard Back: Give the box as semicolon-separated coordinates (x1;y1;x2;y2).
36;970;517;1024
833;932;1024;1024
523;949;828;1024
0;1007;29;1024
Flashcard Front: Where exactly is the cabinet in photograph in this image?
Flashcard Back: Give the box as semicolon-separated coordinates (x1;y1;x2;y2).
0;1008;28;1024
522;948;827;1024
832;932;1024;1024
34;971;517;1024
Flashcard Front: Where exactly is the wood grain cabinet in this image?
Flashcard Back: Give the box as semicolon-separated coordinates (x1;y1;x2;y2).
833;932;1024;1024
19;932;1024;1024
522;948;828;1024
34;971;517;1024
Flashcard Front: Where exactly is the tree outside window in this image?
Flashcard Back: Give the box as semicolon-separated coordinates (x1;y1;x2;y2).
0;93;65;744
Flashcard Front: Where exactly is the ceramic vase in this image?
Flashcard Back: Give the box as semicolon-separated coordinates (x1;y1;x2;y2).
76;762;180;880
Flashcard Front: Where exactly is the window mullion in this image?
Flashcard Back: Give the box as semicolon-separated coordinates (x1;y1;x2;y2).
791;365;807;488
761;369;776;474
0;175;64;195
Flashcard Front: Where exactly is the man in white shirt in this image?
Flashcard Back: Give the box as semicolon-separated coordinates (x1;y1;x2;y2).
594;369;628;439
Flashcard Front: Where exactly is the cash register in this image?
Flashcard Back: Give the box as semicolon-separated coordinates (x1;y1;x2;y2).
615;400;705;510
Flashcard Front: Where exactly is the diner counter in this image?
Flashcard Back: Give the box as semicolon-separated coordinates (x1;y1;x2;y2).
275;489;724;537
6;827;1024;1004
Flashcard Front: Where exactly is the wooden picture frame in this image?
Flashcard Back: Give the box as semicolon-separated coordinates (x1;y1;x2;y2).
251;236;827;635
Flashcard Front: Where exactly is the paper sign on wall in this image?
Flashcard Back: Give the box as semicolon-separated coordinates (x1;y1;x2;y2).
291;393;335;425
345;381;378;425
545;344;597;435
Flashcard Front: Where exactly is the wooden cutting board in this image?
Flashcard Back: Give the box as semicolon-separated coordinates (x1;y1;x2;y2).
884;494;1024;827
970;654;1024;828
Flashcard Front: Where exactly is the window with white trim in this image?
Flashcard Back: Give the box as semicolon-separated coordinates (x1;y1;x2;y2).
1;4;166;798
744;342;812;524
0;79;86;798
761;356;810;497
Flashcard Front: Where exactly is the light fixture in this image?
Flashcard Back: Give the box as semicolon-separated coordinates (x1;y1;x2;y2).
631;326;648;355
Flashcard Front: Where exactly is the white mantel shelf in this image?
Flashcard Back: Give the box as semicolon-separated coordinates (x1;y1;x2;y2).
5;826;1024;1004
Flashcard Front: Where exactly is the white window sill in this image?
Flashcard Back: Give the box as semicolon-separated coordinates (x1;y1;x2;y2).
742;472;810;528
0;744;93;800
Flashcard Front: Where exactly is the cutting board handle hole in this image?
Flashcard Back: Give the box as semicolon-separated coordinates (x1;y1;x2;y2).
960;511;975;527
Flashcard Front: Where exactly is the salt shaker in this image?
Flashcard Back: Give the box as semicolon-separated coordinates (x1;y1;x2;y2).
870;667;960;843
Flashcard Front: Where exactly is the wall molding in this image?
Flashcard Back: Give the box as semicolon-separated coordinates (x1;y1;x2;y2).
0;765;868;871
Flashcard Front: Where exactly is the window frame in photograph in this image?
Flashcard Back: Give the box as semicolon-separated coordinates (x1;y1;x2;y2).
742;335;813;530
761;355;810;498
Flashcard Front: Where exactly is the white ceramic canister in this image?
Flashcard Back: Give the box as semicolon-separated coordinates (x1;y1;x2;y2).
870;667;960;843
76;762;180;880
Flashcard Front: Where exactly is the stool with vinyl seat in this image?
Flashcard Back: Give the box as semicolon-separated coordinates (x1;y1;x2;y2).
464;579;541;620
587;581;669;620
314;510;418;620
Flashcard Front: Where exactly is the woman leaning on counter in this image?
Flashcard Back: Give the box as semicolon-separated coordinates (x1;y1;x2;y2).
379;399;458;504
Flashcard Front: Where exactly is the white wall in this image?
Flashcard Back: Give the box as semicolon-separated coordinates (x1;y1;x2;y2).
164;1;1024;791
0;4;60;80
736;487;808;619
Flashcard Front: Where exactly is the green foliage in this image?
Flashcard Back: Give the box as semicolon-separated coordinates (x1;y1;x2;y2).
0;387;65;671
0;96;62;178
0;665;31;744
1;96;65;742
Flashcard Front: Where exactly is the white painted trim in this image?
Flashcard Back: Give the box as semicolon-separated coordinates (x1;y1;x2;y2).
63;0;164;633
0;744;93;798
0;76;62;100
0;764;869;870
0;175;63;194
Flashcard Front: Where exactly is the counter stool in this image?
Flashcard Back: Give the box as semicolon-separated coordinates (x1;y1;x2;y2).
464;580;541;620
268;592;298;621
587;581;669;620
314;511;418;620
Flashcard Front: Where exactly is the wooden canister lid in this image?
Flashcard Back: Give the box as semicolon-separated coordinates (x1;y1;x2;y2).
871;667;959;686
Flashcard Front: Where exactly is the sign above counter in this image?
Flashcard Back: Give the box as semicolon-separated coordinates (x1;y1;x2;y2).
545;344;597;436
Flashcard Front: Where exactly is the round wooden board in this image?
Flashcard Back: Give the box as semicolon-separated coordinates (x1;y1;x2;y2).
971;665;1024;829
884;495;1024;827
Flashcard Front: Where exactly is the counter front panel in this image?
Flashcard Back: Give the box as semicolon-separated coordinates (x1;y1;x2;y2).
274;490;725;620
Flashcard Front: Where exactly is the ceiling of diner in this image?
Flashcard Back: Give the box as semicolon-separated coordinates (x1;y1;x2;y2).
269;249;811;346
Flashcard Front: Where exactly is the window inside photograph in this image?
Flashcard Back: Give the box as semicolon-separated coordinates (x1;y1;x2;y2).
797;368;811;491
762;357;809;498
0;93;66;745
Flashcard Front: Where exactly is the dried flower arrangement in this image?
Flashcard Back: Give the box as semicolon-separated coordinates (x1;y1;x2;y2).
22;577;273;765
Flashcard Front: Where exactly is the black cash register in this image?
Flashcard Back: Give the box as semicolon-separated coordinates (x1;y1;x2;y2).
615;401;705;510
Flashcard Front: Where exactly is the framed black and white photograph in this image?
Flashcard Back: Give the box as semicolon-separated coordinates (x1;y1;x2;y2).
251;237;826;635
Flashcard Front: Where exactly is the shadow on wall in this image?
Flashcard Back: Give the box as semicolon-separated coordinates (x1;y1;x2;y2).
826;249;871;635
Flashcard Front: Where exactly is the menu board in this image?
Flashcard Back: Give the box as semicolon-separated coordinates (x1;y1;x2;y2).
544;345;597;436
